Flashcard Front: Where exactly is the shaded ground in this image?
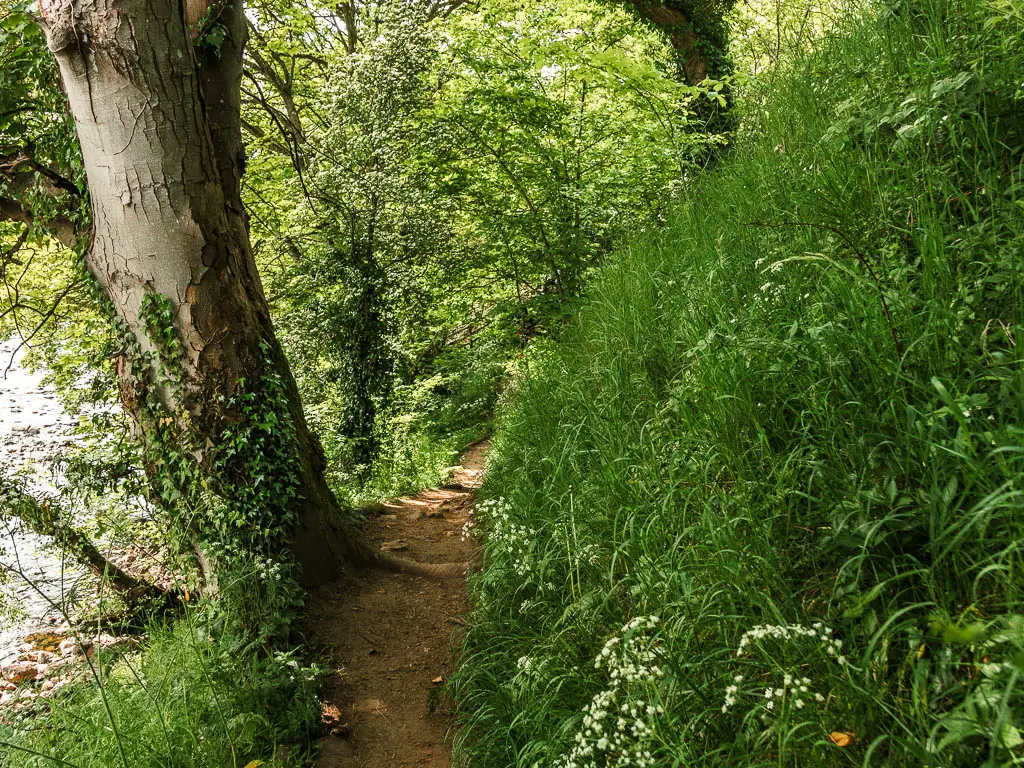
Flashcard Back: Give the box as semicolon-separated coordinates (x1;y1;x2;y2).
309;440;486;768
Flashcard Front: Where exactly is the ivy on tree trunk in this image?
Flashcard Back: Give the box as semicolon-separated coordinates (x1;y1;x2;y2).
36;0;363;614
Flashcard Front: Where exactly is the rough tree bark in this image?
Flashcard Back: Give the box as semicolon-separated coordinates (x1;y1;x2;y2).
35;0;365;588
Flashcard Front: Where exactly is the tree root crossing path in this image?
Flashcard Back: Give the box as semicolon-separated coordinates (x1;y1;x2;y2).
309;440;487;767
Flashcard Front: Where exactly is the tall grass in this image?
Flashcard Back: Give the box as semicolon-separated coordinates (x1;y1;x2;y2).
0;616;320;768
452;0;1024;765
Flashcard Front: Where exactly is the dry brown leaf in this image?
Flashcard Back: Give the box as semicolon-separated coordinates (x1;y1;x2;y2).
829;731;855;747
432;675;444;684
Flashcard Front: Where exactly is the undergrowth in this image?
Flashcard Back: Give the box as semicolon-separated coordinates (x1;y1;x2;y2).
452;0;1024;765
0;616;320;768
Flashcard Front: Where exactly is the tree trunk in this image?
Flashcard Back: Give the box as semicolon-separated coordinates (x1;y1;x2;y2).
341;241;389;475
37;0;358;589
617;0;734;84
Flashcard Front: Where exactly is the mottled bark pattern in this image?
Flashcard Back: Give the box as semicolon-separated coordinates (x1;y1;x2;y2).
38;0;352;586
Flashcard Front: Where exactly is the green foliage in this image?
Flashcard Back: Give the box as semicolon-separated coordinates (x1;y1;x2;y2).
245;0;731;501
258;1;450;477
0;1;86;224
727;0;853;78
452;0;1024;765
430;0;723;295
0;618;321;768
132;331;305;636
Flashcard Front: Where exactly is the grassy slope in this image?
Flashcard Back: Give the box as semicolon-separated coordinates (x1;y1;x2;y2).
453;1;1024;765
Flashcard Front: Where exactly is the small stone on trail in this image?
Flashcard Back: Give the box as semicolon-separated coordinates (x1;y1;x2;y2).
320;703;351;737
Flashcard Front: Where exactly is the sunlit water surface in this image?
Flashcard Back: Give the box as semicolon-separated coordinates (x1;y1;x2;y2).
0;339;86;659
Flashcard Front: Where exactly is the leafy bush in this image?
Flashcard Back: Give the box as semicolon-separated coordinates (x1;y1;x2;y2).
452;0;1024;765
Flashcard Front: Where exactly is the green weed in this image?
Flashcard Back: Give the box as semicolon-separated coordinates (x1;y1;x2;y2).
0;616;321;768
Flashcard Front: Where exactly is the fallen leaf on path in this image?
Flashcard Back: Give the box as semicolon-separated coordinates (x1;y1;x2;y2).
432;676;444;684
380;540;408;552
829;731;855;747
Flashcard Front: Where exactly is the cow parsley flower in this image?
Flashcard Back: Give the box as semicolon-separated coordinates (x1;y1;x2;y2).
555;616;665;767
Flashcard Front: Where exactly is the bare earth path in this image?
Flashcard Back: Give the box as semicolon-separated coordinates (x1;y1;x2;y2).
309;441;486;767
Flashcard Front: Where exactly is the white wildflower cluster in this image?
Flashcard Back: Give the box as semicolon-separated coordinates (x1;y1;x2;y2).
554;524;602;569
461;518;477;541
512;654;548;691
721;622;845;718
737;622;846;666
519;597;539;613
722;672;824;715
250;553;287;583
478;497;536;577
754;257;785;274
555;616;665;768
721;674;743;712
595;616;664;683
754;279;784;303
576;543;602;567
751;257;786;304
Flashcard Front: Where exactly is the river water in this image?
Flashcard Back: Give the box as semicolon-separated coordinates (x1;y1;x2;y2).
0;339;85;657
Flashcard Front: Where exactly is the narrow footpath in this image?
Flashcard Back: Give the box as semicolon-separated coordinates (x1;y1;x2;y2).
309;441;486;767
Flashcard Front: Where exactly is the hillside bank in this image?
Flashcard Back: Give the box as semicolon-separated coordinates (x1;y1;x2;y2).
453;1;1024;765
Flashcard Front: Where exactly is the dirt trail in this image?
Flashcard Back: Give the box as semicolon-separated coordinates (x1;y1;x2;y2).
309;441;486;768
